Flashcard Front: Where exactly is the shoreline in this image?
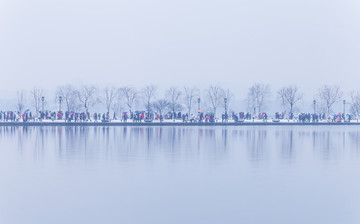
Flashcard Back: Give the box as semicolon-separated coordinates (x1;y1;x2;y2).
0;122;360;126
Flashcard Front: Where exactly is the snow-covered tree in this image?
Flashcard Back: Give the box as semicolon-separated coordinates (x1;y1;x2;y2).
101;87;117;113
57;85;79;112
120;87;138;114
30;88;44;114
206;85;223;116
278;85;303;114
16;90;26;114
76;85;98;113
152;99;169;116
167;87;182;119
351;91;360;117
317;85;342;115
247;83;270;115
183;87;199;115
142;85;157;113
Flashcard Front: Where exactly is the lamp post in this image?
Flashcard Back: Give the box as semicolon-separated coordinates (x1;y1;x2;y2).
343;100;346;122
59;96;62;111
313;100;316;114
41;96;45;113
224;98;228;122
198;98;200;111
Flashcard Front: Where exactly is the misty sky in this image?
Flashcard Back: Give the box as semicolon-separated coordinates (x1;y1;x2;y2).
1;0;360;111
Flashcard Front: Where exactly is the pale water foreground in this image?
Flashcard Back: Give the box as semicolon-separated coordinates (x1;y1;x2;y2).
0;126;360;224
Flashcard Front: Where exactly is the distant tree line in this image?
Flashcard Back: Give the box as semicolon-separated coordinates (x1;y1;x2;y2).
11;84;359;117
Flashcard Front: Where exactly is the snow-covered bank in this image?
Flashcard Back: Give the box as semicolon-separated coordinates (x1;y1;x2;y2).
0;119;360;126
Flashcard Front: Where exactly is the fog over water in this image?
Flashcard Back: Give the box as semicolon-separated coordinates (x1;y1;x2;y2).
1;1;360;223
1;126;360;224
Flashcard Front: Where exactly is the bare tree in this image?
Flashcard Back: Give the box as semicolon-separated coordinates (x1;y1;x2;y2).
16;90;26;114
111;98;124;120
206;85;223;116
152;99;169;116
120;87;139;114
30;88;44;115
278;85;303;114
142;85;157;113
183;87;199;115
167;87;182;119
221;88;234;112
317;85;343;115
101;87;117;113
350;91;360;118
76;85;97;113
57;85;79;111
247;83;270;115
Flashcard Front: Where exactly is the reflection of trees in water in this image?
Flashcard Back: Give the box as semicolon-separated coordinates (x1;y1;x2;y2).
16;126;50;159
6;126;354;163
55;127;359;162
3;126;36;155
57;126;229;163
246;128;268;162
313;131;332;160
280;129;294;161
56;126;199;162
34;127;45;159
348;131;360;155
3;126;360;163
0;126;232;163
202;127;226;161
311;129;349;160
0;126;17;142
58;126;95;160
222;128;228;151
0;126;21;151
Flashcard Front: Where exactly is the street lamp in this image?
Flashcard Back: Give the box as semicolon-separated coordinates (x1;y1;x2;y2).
59;96;62;111
224;98;228;121
41;96;45;113
343;100;346;122
313;100;316;114
198;98;200;111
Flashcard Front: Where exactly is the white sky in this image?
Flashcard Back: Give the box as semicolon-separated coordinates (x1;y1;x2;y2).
1;0;360;112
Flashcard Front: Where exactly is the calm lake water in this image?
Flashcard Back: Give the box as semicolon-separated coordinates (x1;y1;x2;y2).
1;126;360;224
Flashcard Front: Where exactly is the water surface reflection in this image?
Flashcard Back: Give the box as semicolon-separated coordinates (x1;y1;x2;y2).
1;126;360;164
2;126;360;224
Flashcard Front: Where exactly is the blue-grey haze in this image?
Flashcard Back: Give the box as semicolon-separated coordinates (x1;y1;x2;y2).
1;0;360;112
2;1;360;223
